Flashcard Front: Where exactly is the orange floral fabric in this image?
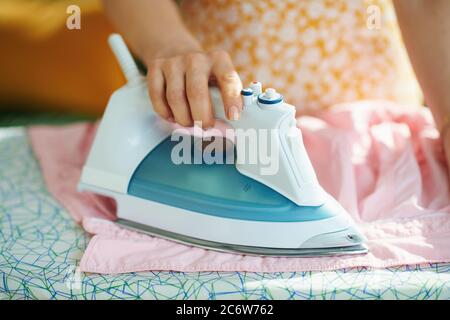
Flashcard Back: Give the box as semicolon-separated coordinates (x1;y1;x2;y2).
181;0;422;112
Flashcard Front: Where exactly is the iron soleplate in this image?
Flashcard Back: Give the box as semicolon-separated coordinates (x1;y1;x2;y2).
116;218;368;257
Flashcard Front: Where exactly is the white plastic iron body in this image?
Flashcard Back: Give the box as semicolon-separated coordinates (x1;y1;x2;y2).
82;35;325;207
78;34;367;256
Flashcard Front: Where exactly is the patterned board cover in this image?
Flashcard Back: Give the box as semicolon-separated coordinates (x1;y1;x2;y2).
0;128;449;300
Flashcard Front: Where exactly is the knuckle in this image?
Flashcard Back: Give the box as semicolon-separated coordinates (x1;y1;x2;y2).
209;49;230;61
166;89;185;105
162;57;181;73
147;79;160;94
147;60;163;77
218;70;240;84
148;59;162;72
187;82;207;98
185;52;206;65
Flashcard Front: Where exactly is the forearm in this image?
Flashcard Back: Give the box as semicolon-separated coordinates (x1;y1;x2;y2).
394;0;450;132
102;0;201;64
101;0;242;126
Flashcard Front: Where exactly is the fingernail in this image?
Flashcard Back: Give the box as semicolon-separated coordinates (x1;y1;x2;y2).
228;106;240;121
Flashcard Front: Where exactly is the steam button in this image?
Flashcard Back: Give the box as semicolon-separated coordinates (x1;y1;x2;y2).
250;81;262;95
265;88;277;99
241;88;254;107
240;88;253;96
257;88;283;106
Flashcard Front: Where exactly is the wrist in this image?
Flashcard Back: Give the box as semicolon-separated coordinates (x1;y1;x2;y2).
140;35;203;64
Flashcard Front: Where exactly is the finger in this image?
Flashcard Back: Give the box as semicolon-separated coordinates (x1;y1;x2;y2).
185;53;215;128
210;50;243;121
162;58;193;127
147;60;172;120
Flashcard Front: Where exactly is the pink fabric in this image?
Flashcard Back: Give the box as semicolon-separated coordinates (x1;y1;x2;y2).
28;101;450;274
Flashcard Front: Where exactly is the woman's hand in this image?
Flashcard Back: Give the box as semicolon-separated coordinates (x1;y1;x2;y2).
145;49;243;128
102;0;243;128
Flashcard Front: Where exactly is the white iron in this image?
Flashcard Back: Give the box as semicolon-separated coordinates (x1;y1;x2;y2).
78;34;368;257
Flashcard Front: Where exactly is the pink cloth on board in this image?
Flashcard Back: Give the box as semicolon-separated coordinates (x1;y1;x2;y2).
28;101;450;274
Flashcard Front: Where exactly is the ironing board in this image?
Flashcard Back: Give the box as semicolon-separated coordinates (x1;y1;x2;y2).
0;122;449;300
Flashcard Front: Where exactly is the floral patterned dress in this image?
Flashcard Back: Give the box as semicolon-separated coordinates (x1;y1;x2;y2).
180;0;422;112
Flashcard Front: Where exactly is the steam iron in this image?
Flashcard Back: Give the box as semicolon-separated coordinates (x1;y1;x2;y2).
78;34;368;257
